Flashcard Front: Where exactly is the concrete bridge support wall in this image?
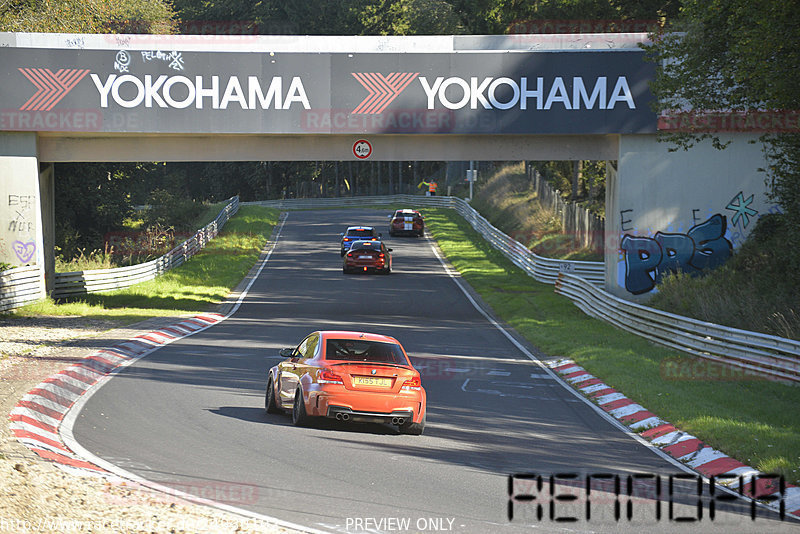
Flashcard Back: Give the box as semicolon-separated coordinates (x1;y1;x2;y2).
608;133;775;300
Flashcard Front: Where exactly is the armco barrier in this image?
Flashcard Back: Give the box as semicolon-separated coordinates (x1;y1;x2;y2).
0;265;44;312
52;196;239;298
245;194;605;285
556;272;800;382
0;196;239;311
248;194;799;382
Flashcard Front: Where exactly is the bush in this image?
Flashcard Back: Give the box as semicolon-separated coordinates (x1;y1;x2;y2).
649;214;800;340
143;189;205;231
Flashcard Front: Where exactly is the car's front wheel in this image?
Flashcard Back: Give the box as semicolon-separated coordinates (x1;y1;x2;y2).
292;389;310;426
399;411;425;435
265;378;280;414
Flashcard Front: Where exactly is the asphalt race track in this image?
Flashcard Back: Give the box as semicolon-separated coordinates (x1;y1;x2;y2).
71;209;797;534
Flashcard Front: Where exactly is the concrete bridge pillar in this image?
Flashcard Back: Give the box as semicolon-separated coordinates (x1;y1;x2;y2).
0;132;51;296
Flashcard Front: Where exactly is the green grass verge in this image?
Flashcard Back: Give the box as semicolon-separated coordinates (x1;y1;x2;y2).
421;207;800;485
8;206;280;325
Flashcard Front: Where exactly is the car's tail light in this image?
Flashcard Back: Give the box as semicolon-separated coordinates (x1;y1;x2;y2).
402;375;421;390
343;237;350;242
378;253;385;259
318;369;343;384
347;251;355;257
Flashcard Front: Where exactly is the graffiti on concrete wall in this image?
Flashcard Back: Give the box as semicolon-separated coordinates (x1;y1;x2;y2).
620;214;733;295
12;240;36;263
4;193;37;266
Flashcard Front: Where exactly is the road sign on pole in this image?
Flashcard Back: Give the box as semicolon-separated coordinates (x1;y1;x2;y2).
353;139;372;159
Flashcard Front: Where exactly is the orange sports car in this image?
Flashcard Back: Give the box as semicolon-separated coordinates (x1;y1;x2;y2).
265;331;426;435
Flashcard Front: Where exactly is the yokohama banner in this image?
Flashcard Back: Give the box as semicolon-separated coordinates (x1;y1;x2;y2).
0;48;656;134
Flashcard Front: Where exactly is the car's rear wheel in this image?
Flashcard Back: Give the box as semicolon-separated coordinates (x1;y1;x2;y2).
342;265;350;274
292;389;310;426
399;410;425;435
265;378;280;414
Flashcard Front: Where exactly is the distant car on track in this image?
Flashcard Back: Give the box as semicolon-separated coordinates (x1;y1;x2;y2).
340;226;381;256
343;240;392;274
388;209;424;237
265;331;426;434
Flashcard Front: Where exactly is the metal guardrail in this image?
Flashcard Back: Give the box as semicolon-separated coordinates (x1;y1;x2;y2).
249;194;799;382
245;194;605;285
0;265;44;312
0;196;240;312
556;272;800;382
52;196;240;298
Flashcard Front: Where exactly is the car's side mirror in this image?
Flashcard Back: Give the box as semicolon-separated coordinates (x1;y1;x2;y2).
378;233;383;237
279;348;294;358
387;214;393;218
387;248;393;252
339;232;344;237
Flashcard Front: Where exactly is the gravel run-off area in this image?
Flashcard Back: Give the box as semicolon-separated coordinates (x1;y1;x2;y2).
0;314;301;534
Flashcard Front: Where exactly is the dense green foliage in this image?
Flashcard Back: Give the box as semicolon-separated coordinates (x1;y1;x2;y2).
0;0;177;33
643;0;800;278
649;213;800;340
470;163;603;260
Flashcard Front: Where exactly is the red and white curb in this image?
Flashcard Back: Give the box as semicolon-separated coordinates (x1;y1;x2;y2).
547;358;800;519
8;313;225;476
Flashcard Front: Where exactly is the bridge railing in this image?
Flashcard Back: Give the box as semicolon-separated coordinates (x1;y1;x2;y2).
0;196;239;311
248;195;799;382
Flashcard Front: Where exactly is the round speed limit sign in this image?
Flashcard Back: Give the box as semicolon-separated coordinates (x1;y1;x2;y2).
353;139;372;159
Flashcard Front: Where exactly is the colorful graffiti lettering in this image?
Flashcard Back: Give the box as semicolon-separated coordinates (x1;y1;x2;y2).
12;240;36;263
725;191;758;229
620;214;733;295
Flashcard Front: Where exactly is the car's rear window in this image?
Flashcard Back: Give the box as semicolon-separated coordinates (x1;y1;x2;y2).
351;241;380;250
347;229;374;237
325;339;409;365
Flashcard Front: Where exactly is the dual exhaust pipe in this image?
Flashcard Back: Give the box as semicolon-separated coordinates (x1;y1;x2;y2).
333;412;404;425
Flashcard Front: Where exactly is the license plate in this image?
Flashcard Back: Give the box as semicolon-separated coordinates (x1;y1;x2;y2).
358;255;372;259
352;376;391;387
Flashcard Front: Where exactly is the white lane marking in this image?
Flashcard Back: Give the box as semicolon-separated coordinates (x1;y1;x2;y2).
487;370;511;376
413;353;535;363
460;379;579;402
424;232;770;515
530;373;554;380
60;214;326;534
443;367;470;373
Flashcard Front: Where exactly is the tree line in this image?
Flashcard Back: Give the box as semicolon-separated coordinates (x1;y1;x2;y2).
2;0;795;275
